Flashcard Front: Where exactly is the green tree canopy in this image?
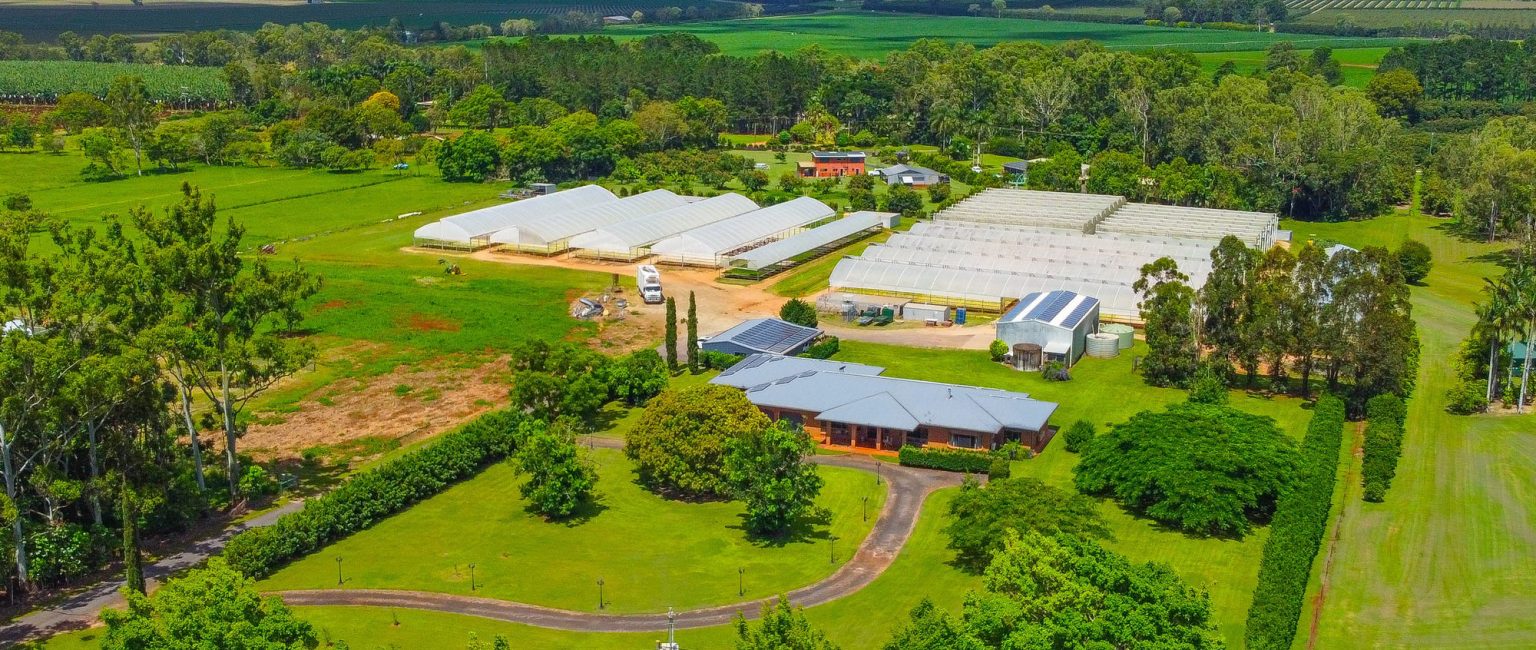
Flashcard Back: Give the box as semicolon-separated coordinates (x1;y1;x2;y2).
734;594;839;650
517;422;597;519
626;384;771;499
726;421;824;537
779;298;818;328
102;557;317;650
1074;403;1299;537
943;476;1109;572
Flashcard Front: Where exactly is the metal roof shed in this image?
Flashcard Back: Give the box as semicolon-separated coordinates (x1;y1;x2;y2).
569;193;759;260
701;318;822;356
726;211;891;272
651;197;835;266
995;290;1101;367
488;189;690;254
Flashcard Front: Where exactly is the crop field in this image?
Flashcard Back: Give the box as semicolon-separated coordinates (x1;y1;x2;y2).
1288;0;1461;9
0;60;229;104
601;10;1399;57
1292;5;1536;26
0;0;725;40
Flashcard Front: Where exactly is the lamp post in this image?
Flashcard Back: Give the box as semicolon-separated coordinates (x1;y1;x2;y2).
862;495;869;522
876;461;882;485
469;563;476;592
738;567;745;597
598;578;605;610
829;535;837;564
335;557;343;586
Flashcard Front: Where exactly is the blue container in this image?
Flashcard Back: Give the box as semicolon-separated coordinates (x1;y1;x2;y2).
955;307;967;325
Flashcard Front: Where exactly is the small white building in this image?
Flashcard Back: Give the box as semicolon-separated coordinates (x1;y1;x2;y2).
995;290;1100;368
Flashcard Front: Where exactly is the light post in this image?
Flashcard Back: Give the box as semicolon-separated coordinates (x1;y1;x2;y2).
829;535;837;564
862;495;869;522
469;563;476;592
875;461;882;485
335;557;343;586
598;578;605;610
738;567;745;597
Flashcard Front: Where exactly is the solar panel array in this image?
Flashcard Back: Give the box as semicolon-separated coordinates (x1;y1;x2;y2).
732;319;818;354
1026;291;1075;321
826;188;1276;319
1061;297;1098;329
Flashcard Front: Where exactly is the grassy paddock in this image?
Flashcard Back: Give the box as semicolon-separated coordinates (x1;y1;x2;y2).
257;448;888;614
1284;213;1536;648
1192;46;1389;87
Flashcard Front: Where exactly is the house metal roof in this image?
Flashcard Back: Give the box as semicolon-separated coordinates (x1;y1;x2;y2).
710;354;885;389
705;318;821;355
741;370;1057;434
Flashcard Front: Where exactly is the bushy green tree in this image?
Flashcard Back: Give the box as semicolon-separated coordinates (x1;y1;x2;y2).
606;349;668;406
102;557;317;649
726;421;823;536
735;595;838;650
517;423;596;519
779;298;818;328
626;385;771;498
1060;419;1095;453
1187;363;1230;405
1135;257;1199;387
1396;239;1432;285
943;476;1109;571
686;291;699;372
1075;403;1299;537
988;339;1008;362
438;131;501;182
882;599;985;650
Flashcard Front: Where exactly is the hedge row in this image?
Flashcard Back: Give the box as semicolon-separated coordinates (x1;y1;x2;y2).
1244;395;1346;650
898;445;993;473
223;410;529;578
1361;394;1407;502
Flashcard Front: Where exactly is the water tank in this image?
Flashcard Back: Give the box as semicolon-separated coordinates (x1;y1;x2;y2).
1085;333;1120;359
1013;343;1043;371
1101;323;1135;350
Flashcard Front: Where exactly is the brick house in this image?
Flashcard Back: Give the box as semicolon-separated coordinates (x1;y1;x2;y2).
797;151;867;178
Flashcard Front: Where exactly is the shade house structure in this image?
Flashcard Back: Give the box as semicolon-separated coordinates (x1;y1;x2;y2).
487;189;690;254
650;196;835;267
726;211;892;275
413;184;618;250
570;193;759;261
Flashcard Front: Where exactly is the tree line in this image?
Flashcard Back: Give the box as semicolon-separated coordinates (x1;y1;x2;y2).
1136;236;1420;414
0;185;316;600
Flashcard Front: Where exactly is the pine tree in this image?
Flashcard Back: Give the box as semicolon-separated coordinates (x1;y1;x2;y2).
686;291;699;372
664;296;678;370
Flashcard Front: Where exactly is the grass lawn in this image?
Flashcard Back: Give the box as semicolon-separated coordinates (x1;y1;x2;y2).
834;339;1312;646
258;447;888;614
1281;213;1536;647
597;10;1399;58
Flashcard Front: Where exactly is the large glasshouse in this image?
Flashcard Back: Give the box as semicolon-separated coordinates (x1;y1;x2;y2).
650;197;835;266
412;184;618;250
569;193;761;260
829;188;1282;319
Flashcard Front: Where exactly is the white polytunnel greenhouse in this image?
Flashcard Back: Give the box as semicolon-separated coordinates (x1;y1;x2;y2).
935;188;1125;231
828;256;1146;318
487;189;690;254
412;184;618;249
1097;203;1279;248
650;196;835;266
726;211;893;273
569;193;759;260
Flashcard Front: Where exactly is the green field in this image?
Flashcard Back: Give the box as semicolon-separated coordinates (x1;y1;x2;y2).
258;447;888;613
1281;214;1536;647
1193;46;1390;87
598;10;1399;57
0;60;229;102
1294;7;1536;28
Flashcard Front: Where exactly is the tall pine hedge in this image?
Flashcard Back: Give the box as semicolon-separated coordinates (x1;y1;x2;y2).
224;410;531;578
1244;395;1346;650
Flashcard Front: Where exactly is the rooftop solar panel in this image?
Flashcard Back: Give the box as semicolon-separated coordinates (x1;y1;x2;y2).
1026;291;1073;321
1060;298;1097;329
729;319;817;353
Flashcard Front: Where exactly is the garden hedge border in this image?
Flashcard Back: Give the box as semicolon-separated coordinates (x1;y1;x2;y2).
1244;395;1346;650
1361;394;1407;502
223;410;528;578
898;445;993;473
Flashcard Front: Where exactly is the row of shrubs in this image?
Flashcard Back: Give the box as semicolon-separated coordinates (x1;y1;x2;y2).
1361;394;1407;502
223;410;528;578
898;441;1033;475
1244;395;1346;650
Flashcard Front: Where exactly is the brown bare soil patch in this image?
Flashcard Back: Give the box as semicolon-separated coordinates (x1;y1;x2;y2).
402;313;460;332
239;356;508;461
314;299;351;313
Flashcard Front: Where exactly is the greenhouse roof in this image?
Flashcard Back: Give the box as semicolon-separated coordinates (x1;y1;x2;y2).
727;211;891;271
651;196;834;260
432;184;617;240
569;193;759;253
828;256;1145;318
412;220;476;245
487;189;690;247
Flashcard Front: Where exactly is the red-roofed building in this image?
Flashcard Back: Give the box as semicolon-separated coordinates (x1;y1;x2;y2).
797;151;866;178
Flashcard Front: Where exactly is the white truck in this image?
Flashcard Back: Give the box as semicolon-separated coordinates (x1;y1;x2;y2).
636;264;664;304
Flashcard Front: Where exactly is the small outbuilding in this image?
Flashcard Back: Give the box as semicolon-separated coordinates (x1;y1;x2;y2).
873;164;948;187
995;290;1100;367
701;318;822;356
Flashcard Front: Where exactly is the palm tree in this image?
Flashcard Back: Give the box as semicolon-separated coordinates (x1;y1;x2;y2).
1506;263;1536;413
1476;278;1516;405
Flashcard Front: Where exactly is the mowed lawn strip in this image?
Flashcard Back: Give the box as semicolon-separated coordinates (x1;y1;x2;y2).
835;340;1310;646
257;448;889;614
1290;213;1536;647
